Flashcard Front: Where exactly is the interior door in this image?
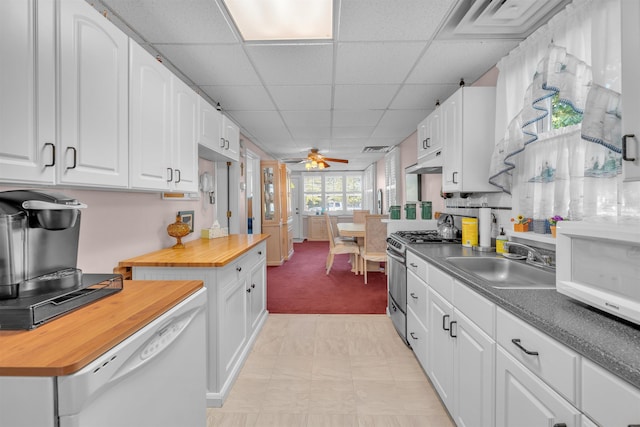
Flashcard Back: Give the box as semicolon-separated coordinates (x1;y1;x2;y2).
291;176;302;240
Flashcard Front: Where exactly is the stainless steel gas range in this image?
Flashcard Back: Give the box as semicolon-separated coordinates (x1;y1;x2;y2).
386;230;461;345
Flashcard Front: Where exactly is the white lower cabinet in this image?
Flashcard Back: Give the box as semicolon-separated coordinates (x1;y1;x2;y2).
428;287;455;411
453;309;495;427
496;346;581;427
581;358;640;426
132;241;267;407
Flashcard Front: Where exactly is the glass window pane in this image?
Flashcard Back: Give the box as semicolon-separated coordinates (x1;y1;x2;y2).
325;195;344;211
325;176;343;192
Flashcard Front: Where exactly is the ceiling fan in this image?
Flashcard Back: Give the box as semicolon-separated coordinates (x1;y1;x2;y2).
283;148;349;169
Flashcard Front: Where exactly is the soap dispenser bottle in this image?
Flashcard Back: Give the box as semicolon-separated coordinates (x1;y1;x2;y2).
496;228;507;253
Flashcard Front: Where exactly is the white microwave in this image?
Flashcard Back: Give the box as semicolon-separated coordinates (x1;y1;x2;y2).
556;217;640;325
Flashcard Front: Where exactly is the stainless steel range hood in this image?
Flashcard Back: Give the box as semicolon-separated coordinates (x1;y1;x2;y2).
406;149;443;174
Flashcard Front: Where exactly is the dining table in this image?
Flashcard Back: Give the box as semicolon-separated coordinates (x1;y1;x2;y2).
337;222;383;274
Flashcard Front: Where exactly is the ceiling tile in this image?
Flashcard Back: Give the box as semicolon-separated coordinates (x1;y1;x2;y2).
331;127;375;139
101;0;238;43
372;110;429;138
389;84;459;110
335;42;426;84
407;40;520;84
155;44;260;85
338;0;455;42
200;85;275;111
333;85;399;110
268;85;332;111
288;127;332;139
281;111;331;128
332;110;384;127
245;43;334;85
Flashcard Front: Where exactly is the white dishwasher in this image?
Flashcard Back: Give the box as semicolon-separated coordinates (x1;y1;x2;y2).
56;288;207;427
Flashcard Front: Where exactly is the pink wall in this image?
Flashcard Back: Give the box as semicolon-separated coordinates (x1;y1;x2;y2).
0;158;216;273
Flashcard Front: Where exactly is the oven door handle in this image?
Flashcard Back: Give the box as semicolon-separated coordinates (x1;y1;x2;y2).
385;250;405;264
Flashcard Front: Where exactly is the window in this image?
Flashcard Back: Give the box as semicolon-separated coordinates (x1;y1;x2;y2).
385;147;400;209
303;173;363;215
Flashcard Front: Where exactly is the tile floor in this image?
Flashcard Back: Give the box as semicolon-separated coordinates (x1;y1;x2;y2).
206;314;455;427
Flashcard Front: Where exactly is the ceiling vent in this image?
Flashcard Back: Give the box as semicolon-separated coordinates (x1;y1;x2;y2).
361;146;391;153
441;0;570;39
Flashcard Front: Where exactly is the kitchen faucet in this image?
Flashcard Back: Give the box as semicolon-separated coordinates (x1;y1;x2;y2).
504;241;554;270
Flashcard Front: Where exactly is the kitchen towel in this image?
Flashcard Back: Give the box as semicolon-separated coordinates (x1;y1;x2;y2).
479;207;492;248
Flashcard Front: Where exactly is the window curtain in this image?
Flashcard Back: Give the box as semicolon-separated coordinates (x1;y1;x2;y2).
385;147;400;210
488;0;622;221
362;163;375;213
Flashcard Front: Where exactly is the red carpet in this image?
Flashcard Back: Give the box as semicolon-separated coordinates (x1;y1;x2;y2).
267;240;388;314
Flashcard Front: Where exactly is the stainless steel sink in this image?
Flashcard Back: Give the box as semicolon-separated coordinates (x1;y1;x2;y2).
445;256;556;289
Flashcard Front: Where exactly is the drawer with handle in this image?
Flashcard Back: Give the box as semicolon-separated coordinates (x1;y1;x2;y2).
497;307;580;405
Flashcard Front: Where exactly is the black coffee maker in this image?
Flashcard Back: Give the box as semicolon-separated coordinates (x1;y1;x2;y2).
0;190;121;329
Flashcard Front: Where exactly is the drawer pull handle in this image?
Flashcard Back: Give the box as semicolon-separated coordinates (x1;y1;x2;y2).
246;288;251;293
410;292;418;300
512;338;539;356
236;266;242;272
251;284;255;289
553;424;567;427
410;332;418;340
409;262;418;268
258;251;263;255
449;321;457;338
442;314;450;331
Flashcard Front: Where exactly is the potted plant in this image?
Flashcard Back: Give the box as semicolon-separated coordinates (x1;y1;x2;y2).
511;215;530;232
549;215;564;237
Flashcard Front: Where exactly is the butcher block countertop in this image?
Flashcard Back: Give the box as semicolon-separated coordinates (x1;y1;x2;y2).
118;234;269;268
0;280;203;377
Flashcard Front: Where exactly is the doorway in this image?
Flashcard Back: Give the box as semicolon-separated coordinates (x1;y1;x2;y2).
290;175;303;241
245;149;261;234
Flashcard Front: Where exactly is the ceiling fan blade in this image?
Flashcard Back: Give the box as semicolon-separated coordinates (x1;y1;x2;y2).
282;158;306;163
323;158;349;163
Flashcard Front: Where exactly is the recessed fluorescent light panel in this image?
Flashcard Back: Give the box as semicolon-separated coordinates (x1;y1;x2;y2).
223;0;333;41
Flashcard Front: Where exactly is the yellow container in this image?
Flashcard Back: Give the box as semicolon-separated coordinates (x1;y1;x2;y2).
461;217;478;248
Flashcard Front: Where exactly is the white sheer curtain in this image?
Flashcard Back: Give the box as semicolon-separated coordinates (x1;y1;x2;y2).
489;0;622;221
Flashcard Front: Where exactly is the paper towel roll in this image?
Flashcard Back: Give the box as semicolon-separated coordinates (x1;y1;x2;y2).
479;207;492;248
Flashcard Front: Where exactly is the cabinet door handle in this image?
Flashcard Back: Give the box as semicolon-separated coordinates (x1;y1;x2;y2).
251;283;255;289
410;332;418;340
44;143;55;167
174;169;181;183
442;314;450;331
426;137;431;148
246;288;251;293
409;262;417;268
452;171;458;184
220;137;225;148
258;251;263;255
167;167;173;182
236;266;242;272
225;139;230;149
553;424;567;427
623;134;636;161
422;139;428;149
410;292;418;300
66;147;77;170
511;338;539;356
391;301;397;312
449;321;457;338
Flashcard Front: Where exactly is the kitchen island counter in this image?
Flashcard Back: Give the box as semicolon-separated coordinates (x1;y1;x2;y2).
407;243;640;390
0;279;203;376
118;234;270;268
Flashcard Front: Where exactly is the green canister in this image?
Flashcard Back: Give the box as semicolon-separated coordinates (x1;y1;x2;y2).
389;205;401;220
421;201;432;219
404;203;416;220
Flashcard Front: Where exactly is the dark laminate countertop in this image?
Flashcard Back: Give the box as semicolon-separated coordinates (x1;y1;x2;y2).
407;243;640;389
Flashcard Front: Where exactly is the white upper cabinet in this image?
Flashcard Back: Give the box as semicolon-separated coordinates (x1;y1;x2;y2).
416;107;442;163
441;87;498;193
198;99;240;163
129;42;198;192
129;41;172;191
622;0;640;182
58;0;129;188
0;0;55;185
171;77;199;192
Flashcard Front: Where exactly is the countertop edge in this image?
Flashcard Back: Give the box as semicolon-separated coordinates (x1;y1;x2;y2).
406;244;640;390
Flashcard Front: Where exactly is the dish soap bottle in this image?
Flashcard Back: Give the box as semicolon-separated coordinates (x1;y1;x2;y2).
496;227;507;254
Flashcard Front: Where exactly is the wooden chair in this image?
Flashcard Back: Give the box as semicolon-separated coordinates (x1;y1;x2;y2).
352;209;370;224
359;214;388;284
329;215;356;243
325;213;360;275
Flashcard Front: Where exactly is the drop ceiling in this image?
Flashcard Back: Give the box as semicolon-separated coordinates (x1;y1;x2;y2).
89;0;570;171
